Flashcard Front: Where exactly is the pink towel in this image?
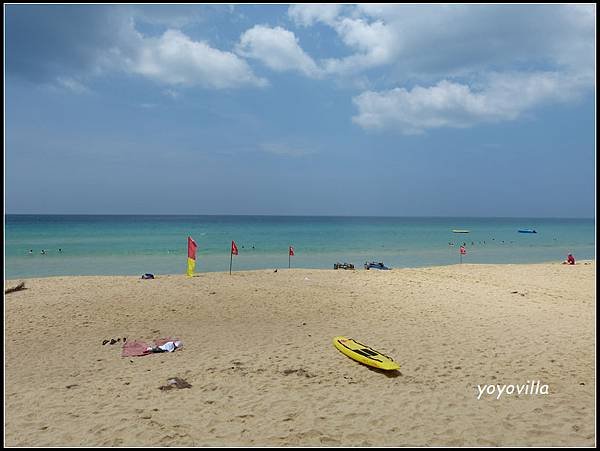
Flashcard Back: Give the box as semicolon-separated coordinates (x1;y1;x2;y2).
121;337;181;357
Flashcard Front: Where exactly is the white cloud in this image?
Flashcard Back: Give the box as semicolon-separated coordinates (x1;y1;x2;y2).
288;4;342;27
352;71;593;134
287;5;397;75
287;4;595;82
323;17;396;75
284;4;597;133
236;25;322;78
355;4;595;80
56;77;91;94
125;29;267;89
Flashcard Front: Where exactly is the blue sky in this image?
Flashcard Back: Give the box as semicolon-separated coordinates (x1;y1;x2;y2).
4;4;596;217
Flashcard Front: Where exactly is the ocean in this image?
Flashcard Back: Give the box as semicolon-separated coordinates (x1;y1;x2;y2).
4;215;596;279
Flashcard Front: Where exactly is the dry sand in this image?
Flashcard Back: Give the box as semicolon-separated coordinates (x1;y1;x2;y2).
4;261;596;446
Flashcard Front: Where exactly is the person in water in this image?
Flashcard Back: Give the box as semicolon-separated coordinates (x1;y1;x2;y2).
563;254;576;265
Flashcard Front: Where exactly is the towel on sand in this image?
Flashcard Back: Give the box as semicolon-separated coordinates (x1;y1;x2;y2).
121;337;182;357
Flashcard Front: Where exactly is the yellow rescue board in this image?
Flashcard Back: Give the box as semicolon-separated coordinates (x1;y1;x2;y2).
333;336;400;370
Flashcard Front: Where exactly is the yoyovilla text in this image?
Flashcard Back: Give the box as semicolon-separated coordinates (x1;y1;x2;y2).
476;381;549;400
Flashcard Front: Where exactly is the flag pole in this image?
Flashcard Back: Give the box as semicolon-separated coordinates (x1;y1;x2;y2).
229;250;233;275
289;252;291;269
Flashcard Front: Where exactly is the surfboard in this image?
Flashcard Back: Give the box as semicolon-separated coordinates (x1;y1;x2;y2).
333;336;400;370
452;229;470;233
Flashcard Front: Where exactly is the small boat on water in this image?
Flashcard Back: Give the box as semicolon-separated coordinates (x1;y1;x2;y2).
518;229;537;233
364;261;390;270
452;230;470;233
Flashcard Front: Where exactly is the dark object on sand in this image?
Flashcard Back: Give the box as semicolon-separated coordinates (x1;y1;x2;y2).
159;377;192;391
334;262;355;270
364;261;391;270
141;273;155;279
5;281;26;294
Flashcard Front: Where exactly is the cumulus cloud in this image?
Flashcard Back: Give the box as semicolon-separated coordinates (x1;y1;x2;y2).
288;4;342;27
352;71;593;134
125;29;266;89
5;5;266;90
5;4;595;132
236;25;322;78
322;17;396;75
352;4;595;80
286;4;596;133
287;5;397;75
286;4;595;82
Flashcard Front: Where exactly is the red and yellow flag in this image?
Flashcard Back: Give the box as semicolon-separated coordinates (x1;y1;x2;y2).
187;236;197;276
231;240;238;255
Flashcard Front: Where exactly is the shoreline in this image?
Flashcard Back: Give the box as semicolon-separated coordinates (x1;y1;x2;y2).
5;259;596;283
5;261;596;446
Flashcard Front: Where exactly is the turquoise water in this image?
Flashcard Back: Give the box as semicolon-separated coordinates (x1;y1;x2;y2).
4;215;596;278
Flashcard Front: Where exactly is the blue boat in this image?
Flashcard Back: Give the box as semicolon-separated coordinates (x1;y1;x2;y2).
364;261;391;270
518;229;537;233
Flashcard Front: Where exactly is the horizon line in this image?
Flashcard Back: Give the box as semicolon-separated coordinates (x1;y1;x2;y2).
4;213;596;220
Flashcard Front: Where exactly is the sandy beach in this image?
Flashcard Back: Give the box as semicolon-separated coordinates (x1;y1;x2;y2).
4;261;596;447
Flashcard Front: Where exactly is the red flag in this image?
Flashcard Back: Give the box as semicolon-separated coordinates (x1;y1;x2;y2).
187;236;198;276
231;240;238;255
459;245;466;255
188;236;197;259
289;246;294;256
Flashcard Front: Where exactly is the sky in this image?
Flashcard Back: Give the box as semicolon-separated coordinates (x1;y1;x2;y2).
4;4;597;217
